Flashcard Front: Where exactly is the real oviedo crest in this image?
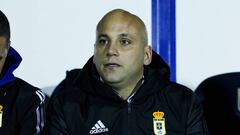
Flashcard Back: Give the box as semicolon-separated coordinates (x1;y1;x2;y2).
153;111;166;135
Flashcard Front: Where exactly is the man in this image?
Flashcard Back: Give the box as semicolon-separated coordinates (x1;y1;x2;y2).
46;9;209;135
0;10;46;134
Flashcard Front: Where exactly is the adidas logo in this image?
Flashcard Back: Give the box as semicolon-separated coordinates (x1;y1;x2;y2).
89;120;109;134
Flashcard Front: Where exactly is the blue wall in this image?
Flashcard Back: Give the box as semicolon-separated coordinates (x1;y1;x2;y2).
152;0;176;81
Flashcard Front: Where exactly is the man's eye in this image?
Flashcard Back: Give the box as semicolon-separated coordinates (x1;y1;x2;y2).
98;39;108;45
120;39;131;45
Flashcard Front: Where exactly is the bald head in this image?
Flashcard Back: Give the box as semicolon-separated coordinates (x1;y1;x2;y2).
96;9;148;45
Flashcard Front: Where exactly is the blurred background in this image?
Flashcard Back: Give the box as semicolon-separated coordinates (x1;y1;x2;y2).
1;0;240;95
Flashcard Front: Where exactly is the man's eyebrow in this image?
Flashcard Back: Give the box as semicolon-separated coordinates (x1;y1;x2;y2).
120;33;134;39
97;34;108;39
120;33;129;37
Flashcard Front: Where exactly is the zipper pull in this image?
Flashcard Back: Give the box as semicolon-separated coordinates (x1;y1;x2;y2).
127;96;133;114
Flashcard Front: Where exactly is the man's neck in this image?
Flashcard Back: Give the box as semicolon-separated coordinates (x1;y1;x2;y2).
113;77;144;100
115;87;133;100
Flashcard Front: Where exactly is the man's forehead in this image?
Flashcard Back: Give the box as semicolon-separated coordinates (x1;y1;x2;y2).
96;9;148;44
97;18;142;37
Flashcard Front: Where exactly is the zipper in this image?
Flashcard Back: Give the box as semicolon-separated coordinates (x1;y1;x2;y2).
127;102;131;114
127;94;134;135
127;95;133;114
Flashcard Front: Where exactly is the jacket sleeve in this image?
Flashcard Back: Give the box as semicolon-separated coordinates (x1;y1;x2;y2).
18;89;47;135
45;81;69;135
186;93;209;135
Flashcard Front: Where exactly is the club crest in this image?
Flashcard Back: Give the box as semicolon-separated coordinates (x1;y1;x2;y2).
153;111;166;135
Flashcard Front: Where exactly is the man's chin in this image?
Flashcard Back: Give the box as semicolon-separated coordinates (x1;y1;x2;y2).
103;78;119;84
102;76;121;85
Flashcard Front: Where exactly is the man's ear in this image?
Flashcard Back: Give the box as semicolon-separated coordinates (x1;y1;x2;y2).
4;40;10;57
93;56;96;64
144;45;152;65
4;47;8;56
7;40;10;50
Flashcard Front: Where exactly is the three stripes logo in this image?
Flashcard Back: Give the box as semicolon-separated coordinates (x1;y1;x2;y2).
89;120;109;134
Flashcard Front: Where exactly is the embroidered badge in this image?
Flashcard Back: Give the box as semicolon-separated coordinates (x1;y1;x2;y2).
0;105;3;128
153;111;166;135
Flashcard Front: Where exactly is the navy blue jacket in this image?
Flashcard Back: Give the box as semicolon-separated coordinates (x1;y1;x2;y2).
46;51;209;135
0;47;46;135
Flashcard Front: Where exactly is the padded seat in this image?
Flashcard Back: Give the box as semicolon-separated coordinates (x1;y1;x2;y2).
195;72;240;135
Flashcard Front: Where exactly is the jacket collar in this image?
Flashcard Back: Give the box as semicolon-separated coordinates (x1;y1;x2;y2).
71;50;171;102
0;47;22;87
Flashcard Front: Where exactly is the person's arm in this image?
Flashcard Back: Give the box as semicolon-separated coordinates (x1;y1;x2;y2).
45;97;69;135
45;81;69;135
18;89;47;135
186;93;209;135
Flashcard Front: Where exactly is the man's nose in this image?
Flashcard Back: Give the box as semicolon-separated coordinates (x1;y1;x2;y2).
106;43;119;56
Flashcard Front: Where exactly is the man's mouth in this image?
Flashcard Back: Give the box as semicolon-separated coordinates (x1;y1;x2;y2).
104;63;120;68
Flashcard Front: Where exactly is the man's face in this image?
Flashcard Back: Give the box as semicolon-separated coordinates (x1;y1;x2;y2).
93;13;151;89
0;37;8;73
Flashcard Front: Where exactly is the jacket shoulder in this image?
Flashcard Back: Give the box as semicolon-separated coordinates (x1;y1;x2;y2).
163;82;194;97
7;78;47;134
12;77;46;104
52;68;82;92
160;82;196;109
13;77;39;90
